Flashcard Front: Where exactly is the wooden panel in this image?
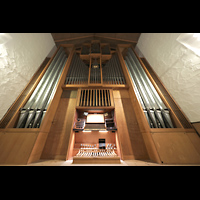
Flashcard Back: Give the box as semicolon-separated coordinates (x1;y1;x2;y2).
51;33;94;42
0;130;39;164
95;33;141;43
40;98;70;159
114;97;134;160
121;97;149;160
109;89;114;107
113;90;129;99
41;90;77;160
75;130;115;144
27;131;49;164
73;156;121;164
186;131;200;156
113;89;149;160
62;84;128;89
152;131;200;164
192;122;200;136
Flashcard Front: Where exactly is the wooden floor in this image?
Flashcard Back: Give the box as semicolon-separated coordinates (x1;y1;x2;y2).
1;159;200;166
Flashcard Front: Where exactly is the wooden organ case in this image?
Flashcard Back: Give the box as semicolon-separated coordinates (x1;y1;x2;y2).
1;40;200;165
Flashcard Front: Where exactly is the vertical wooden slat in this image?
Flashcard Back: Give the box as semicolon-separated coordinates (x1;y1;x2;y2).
81;90;84;106
107;90;111;106
99;90;102;106
79;90;83;106
88;90;90;106
93;89;95;107
96;90;98;106
105;90;108;106
86;90;89;106
109;89;114;106
99;90;101;106
80;90;82;106
98;90;101;106
81;90;83;106
106;90;109;106
97;90;99;106
86;90;88;106
95;89;97;107
84;89;86;106
101;90;104;106
107;90;109;106
90;90;92;106
78;89;114;107
103;90;105;106
85;89;87;106
101;90;102;106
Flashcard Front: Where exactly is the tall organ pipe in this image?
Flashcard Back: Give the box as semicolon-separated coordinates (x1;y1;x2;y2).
16;47;68;128
124;48;174;128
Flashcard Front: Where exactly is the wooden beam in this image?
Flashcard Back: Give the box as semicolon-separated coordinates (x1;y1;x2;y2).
53;34;95;43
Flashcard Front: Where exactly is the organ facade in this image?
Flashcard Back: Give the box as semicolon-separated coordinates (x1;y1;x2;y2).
1;39;200;165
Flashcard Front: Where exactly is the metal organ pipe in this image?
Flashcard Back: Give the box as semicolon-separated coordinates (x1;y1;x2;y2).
16;47;68;128
65;53;89;84
124;48;174;128
102;54;126;85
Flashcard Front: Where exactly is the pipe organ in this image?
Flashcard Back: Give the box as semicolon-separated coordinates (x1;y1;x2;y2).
124;48;173;128
16;47;68;128
65;53;89;85
0;39;200;165
102;54;126;85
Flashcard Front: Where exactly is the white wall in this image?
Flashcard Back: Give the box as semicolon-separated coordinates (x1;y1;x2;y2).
0;33;56;120
136;33;200;122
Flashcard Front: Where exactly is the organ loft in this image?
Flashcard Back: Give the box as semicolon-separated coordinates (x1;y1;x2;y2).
1;35;200;165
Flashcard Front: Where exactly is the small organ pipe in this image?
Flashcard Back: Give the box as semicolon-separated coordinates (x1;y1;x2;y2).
65;53;89;84
102;54;126;84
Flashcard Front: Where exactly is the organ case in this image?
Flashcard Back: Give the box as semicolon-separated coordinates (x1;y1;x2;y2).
0;40;199;165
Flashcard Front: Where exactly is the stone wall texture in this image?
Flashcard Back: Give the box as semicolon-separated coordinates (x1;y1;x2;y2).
136;33;200;122
0;33;55;120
